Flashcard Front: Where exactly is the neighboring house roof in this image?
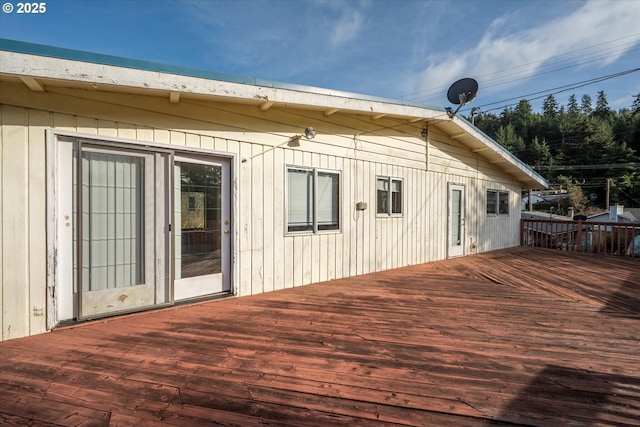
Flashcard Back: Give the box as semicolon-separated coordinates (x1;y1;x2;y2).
624;208;640;221
588;212;637;222
587;205;640;223
521;212;573;221
0;38;548;189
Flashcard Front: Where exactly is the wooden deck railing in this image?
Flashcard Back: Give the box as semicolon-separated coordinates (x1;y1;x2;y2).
521;218;640;257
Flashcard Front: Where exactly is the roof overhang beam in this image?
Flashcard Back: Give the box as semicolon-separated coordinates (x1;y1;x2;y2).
20;76;45;92
259;101;275;111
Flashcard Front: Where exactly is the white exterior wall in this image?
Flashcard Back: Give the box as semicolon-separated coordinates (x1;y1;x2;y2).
1;81;523;340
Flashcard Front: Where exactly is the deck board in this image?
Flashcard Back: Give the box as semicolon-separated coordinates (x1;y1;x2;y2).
0;247;638;426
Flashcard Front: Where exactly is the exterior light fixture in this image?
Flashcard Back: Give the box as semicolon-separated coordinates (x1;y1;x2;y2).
288;127;316;147
304;127;317;139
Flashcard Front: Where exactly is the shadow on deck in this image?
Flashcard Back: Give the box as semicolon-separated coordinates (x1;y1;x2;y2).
1;247;639;426
490;365;640;426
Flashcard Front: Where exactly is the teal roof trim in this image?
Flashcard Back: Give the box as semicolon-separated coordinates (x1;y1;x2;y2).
0;38;438;109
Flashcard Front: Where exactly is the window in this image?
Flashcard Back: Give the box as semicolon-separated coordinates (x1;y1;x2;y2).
498;191;509;214
487;190;509;215
377;177;403;215
287;167;340;233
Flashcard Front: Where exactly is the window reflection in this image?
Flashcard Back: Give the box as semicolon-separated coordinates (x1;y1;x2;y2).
176;162;222;278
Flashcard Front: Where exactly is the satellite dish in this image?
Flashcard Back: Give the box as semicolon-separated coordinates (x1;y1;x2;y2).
446;78;478;118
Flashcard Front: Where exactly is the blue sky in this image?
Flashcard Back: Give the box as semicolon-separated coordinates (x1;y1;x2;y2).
1;0;639;115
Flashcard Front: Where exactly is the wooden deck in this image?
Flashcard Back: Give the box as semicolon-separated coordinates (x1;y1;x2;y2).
1;247;639;426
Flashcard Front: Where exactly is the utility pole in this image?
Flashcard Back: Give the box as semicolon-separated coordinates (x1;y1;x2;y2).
605;178;610;210
471;107;480;125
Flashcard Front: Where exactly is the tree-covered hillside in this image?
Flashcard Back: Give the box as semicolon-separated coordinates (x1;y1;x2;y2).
470;92;640;210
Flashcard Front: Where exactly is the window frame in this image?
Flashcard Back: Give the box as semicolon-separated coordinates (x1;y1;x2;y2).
376;176;403;216
486;189;510;216
286;165;341;234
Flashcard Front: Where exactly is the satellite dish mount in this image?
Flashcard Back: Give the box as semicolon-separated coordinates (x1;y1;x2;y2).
446;78;478;119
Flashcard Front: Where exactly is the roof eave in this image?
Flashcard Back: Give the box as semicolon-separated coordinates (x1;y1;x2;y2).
0;38;549;189
449;116;549;189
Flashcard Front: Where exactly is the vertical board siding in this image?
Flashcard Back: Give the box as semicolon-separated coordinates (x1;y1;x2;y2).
251;144;264;294
0;106;4;339
361;160;371;274
272;148;284;291
28;109;48;336
262;148;274;293
238;142;252;296
1;84;530;341
1;105;29;340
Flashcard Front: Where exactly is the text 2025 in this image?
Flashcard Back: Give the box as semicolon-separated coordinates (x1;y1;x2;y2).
17;2;46;13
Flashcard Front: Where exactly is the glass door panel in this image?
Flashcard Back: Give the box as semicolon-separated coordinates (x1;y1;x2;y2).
77;147;170;318
448;184;465;258
174;157;230;300
451;189;461;245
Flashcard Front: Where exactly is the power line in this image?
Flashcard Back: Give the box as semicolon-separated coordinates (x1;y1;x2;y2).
465;67;640;115
409;45;640;105
533;162;640;171
474;68;640;109
403;32;640;104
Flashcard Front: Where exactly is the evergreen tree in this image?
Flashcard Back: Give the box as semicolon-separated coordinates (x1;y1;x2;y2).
512;100;536;144
581;94;593;115
555;175;587;214
566;94;580;116
611;109;635;149
542;95;559;118
594;90;612;119
631;93;640;116
629;94;640;153
471;89;640;209
471;112;501;137
495;124;525;157
526;136;553;170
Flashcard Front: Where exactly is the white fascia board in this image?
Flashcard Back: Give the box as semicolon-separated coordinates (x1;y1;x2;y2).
451;116;549;189
0;50;440;120
0;49;547;189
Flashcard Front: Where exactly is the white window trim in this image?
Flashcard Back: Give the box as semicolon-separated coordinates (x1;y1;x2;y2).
376;176;404;217
285;165;342;235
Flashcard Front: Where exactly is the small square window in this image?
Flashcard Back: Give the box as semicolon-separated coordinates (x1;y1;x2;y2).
487;190;509;215
377;176;403;215
287;167;340;233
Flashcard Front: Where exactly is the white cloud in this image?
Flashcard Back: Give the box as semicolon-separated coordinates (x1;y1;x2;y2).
415;0;640;103
313;0;367;47
329;8;364;46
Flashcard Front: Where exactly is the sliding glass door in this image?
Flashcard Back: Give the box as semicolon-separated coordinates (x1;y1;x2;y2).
51;137;231;325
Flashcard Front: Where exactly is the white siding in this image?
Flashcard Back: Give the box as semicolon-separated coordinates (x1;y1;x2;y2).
1;81;527;340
